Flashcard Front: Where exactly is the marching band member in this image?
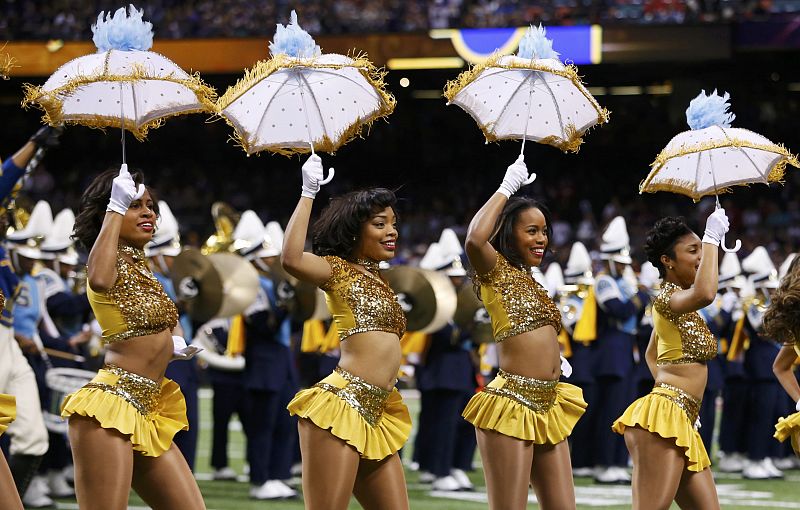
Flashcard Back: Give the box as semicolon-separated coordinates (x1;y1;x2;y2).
716;253;750;472
65;166;204;510
463;156;586;510
739;247;785;479
612;212;729;510
414;229;477;492
764;254;800;458
282;156;411;510
144;200;201;471
634;262;660;399
558;242;597;477
0;130;59;503
695;253;739;453
233;211;298;500
593;216;650;484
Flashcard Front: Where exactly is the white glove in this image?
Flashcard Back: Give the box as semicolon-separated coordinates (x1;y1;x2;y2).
796;399;800;412
560;355;573;378
694;417;702;431
721;291;738;313
497;155;536;198
301;155;334;199
702;208;730;246
172;335;202;360
107;164;145;216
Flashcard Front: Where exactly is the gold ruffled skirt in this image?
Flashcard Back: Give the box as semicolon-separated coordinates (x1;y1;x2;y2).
287;367;412;460
462;369;587;443
774;411;800;456
0;393;15;436
61;364;188;457
612;382;709;472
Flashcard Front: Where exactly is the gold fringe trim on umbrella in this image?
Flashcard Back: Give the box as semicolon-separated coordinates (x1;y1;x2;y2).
1;46;16;80
640;135;800;201
21;51;218;142
216;52;395;156
443;53;609;153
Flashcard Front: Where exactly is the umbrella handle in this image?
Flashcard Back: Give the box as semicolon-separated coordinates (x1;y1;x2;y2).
319;168;335;186
721;235;741;253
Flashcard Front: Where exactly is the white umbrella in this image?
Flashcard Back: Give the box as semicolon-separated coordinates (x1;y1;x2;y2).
22;5;217;162
444;25;609;154
640;90;799;252
217;11;395;156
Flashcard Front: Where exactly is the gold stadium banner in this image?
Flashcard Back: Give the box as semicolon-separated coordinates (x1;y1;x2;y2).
4;25;730;77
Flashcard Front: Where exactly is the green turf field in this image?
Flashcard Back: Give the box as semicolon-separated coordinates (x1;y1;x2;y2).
49;389;800;509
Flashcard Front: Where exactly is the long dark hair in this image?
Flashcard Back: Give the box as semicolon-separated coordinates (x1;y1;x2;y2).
489;196;553;268
72;168;158;250
643;216;694;278
312;188;397;258
764;256;800;344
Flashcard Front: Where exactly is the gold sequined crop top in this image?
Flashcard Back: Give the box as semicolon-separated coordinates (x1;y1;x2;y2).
653;281;716;365
473;253;562;342
320;255;407;342
87;245;178;345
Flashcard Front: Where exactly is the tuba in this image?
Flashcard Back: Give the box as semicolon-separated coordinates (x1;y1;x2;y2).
201;202;240;255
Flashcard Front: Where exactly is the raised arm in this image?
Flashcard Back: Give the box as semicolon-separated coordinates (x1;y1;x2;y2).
87;165;144;292
280;155;333;287
465;155;535;276
773;344;800;404
669;209;729;315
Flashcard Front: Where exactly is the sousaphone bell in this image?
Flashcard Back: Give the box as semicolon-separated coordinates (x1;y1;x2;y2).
171;248;259;323
383;266;457;333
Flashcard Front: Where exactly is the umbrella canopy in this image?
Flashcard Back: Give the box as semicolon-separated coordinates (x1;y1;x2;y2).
22;5;217;142
217;11;395;156
444;25;608;154
641;90;799;201
640;90;799;253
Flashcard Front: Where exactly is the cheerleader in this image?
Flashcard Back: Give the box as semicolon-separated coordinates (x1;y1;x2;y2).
65;166;204;510
462;156;586;510
612;212;729;510
282;155;411;510
763;255;800;456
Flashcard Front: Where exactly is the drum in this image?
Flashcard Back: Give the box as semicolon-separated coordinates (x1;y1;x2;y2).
44;368;96;433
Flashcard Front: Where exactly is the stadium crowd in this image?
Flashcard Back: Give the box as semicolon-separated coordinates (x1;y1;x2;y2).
2;0;800;41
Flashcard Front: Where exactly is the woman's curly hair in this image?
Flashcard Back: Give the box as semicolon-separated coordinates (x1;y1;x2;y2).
644;216;694;278
763;255;800;344
490;196;553;269
311;188;397;259
72;168;158;250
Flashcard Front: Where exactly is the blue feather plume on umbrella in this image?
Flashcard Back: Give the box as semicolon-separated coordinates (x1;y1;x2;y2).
686;89;735;130
92;4;153;52
517;25;560;61
269;10;321;59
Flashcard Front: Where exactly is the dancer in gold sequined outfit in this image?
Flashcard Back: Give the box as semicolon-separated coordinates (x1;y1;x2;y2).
612;213;729;510
463;156;586;510
764;256;800;456
66;167;205;510
282;155;411;510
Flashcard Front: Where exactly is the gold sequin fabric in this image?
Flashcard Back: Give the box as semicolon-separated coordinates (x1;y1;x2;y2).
321;255;407;341
315;366;391;427
653;281;716;364
652;382;702;425
473;253;562;342
483;369;559;413
97;244;178;344
83;364;161;417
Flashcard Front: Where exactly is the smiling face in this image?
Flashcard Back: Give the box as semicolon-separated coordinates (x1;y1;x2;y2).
512;207;548;267
661;232;702;288
353;206;398;262
118;189;157;249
